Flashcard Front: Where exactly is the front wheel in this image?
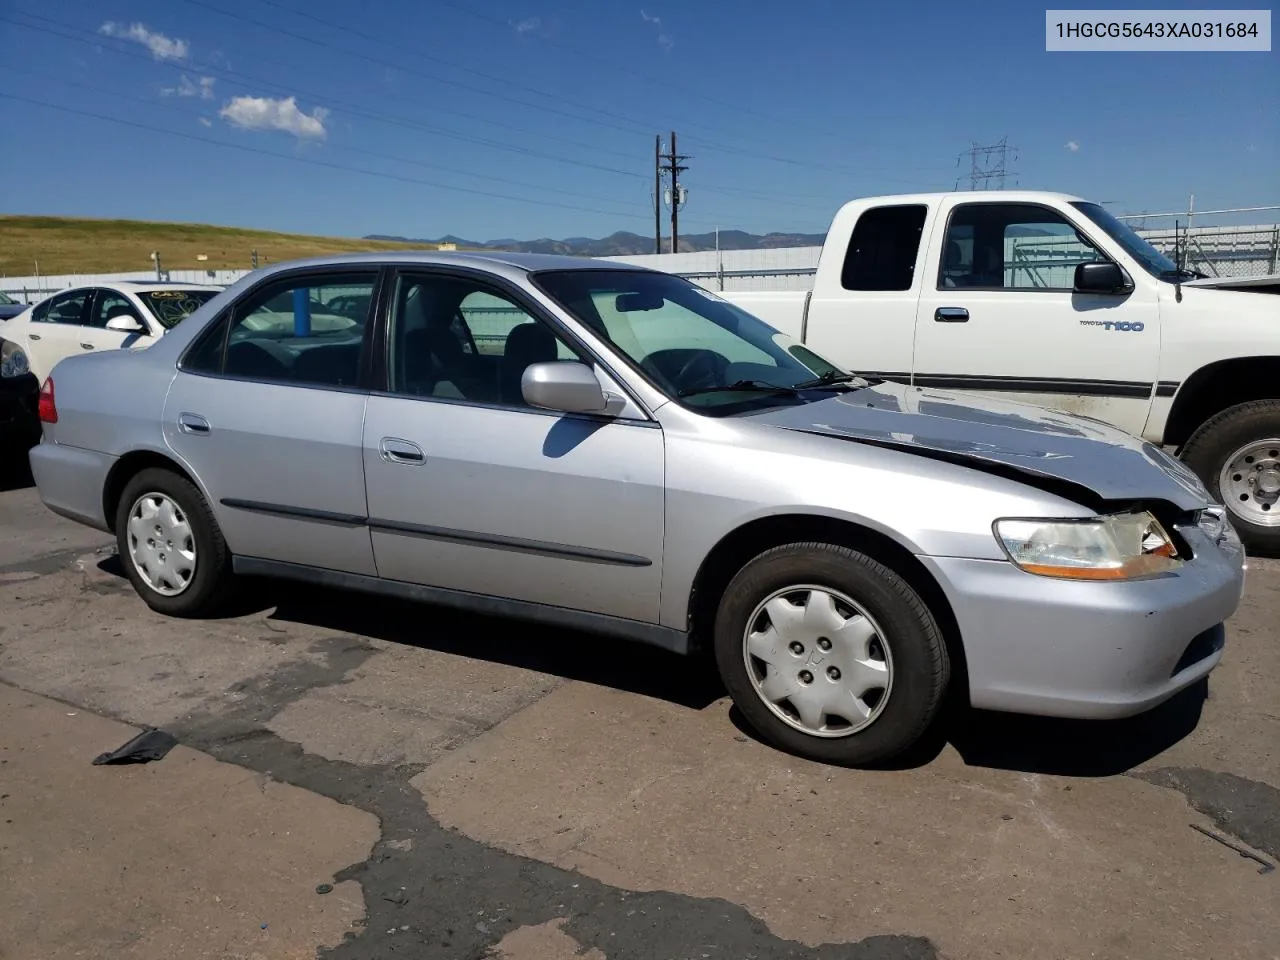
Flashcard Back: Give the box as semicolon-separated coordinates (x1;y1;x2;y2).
115;467;237;617
1181;400;1280;555
712;542;950;766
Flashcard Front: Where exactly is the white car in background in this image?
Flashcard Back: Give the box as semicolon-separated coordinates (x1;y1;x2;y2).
0;281;224;383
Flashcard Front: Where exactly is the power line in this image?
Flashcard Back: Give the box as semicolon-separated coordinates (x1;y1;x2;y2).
2;64;649;215
2;12;845;213
177;0;929;183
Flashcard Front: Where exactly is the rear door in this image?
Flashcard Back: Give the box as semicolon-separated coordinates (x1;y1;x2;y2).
912;198;1159;435
162;267;383;574
802;203;931;381
24;288;95;379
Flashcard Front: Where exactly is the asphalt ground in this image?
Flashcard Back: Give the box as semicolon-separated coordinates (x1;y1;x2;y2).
0;455;1276;960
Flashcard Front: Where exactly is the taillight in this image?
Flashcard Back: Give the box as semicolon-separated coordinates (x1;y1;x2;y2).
38;377;57;423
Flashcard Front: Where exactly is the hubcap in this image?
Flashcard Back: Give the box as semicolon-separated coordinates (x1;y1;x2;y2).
126;493;197;596
1219;439;1280;527
742;585;893;738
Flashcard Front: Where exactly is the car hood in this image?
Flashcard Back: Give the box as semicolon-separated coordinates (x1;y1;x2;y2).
742;381;1211;511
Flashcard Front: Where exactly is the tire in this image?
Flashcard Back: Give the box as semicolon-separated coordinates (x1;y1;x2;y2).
1181;400;1280;555
713;541;949;767
114;467;237;617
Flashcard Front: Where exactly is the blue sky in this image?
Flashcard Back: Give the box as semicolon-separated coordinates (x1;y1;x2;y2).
0;0;1275;241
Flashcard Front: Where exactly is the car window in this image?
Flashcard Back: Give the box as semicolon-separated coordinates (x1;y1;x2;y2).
195;273;377;387
841;204;928;291
37;290;92;326
939;203;1105;291
90;291;143;329
534;269;846;414
137;290;221;329
388;274;578;407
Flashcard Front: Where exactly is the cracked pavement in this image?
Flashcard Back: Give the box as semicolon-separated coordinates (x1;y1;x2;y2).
1;463;1276;960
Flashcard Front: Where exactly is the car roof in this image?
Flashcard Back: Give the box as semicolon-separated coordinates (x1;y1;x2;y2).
247;250;655;275
111;280;225;291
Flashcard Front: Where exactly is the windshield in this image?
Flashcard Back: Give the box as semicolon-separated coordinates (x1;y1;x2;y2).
0;292;15;305
1069;202;1181;278
138;289;221;329
533;269;859;413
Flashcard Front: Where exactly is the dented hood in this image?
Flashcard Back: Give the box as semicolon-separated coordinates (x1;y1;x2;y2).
743;381;1211;511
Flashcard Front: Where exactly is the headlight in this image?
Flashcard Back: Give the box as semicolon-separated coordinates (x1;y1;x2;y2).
993;510;1181;580
0;339;30;379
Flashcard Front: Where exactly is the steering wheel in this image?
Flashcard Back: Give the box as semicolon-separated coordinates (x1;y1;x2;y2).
673;350;723;392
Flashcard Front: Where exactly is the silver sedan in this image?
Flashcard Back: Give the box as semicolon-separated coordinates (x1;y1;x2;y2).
28;252;1246;765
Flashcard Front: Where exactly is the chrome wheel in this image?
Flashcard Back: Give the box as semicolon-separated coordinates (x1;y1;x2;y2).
126;492;197;596
1219;439;1280;527
742;584;893;738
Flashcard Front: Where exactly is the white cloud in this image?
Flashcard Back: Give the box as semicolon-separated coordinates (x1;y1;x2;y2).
198;117;213;128
163;74;216;99
1065;140;1080;152
219;95;329;140
99;22;188;61
640;10;673;51
511;17;542;34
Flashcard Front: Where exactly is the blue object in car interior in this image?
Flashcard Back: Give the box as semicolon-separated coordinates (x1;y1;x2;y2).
292;287;311;337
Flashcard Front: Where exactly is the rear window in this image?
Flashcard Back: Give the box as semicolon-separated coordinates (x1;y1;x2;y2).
840;204;928;292
138;289;221;329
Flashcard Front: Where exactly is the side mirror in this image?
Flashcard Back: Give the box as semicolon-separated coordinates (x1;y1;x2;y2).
1074;261;1131;295
105;314;146;333
522;361;622;416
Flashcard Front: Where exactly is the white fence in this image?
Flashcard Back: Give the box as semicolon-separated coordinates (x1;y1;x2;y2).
4;223;1276;303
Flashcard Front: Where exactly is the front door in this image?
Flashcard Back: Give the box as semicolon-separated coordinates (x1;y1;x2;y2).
86;289;154;354
362;269;665;623
162;268;382;574
912;199;1160;437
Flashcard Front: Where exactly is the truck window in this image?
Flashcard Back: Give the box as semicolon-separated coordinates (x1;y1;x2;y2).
939;203;1105;291
841;204;928;291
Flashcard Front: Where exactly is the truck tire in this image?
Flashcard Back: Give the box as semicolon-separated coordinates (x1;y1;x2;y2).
712;541;949;767
115;467;238;617
1181;399;1280;555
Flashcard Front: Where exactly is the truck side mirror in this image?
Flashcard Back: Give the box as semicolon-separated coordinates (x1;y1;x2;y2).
1074;262;1132;295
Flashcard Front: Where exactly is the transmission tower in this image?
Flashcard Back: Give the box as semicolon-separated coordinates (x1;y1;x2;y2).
955;137;1018;190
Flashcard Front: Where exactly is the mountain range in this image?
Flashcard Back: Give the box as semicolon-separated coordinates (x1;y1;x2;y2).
362;229;828;257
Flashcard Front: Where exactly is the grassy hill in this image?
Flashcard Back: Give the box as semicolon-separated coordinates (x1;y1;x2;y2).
0;216;442;276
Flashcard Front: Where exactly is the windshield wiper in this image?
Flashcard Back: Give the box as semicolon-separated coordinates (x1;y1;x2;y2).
678;379;800;398
790;371;868;390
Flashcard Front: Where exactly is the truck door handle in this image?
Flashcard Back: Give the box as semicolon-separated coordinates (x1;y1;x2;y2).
178;413;210;435
380;437;425;465
935;307;969;323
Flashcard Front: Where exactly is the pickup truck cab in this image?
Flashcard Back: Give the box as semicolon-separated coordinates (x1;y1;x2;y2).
722;191;1280;551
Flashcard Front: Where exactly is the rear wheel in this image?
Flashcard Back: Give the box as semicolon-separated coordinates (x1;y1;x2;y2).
1181;400;1280;555
115;467;236;617
713;542;949;766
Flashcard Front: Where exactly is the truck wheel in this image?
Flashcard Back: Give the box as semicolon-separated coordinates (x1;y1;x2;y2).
1181;400;1280;554
712;542;949;767
115;467;237;617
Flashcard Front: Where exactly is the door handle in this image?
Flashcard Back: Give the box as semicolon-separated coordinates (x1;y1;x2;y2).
178;413;210;435
380;437;425;465
80;342;95;350
935;307;969;323
28;333;41;341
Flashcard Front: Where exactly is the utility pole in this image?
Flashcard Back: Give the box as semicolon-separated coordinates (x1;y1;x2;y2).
658;130;690;253
653;135;661;255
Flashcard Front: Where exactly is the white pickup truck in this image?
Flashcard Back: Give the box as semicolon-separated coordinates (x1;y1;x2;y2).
720;191;1280;551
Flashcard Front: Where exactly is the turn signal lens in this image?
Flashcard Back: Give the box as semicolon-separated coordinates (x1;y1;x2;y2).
38;376;57;424
993;510;1181;580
